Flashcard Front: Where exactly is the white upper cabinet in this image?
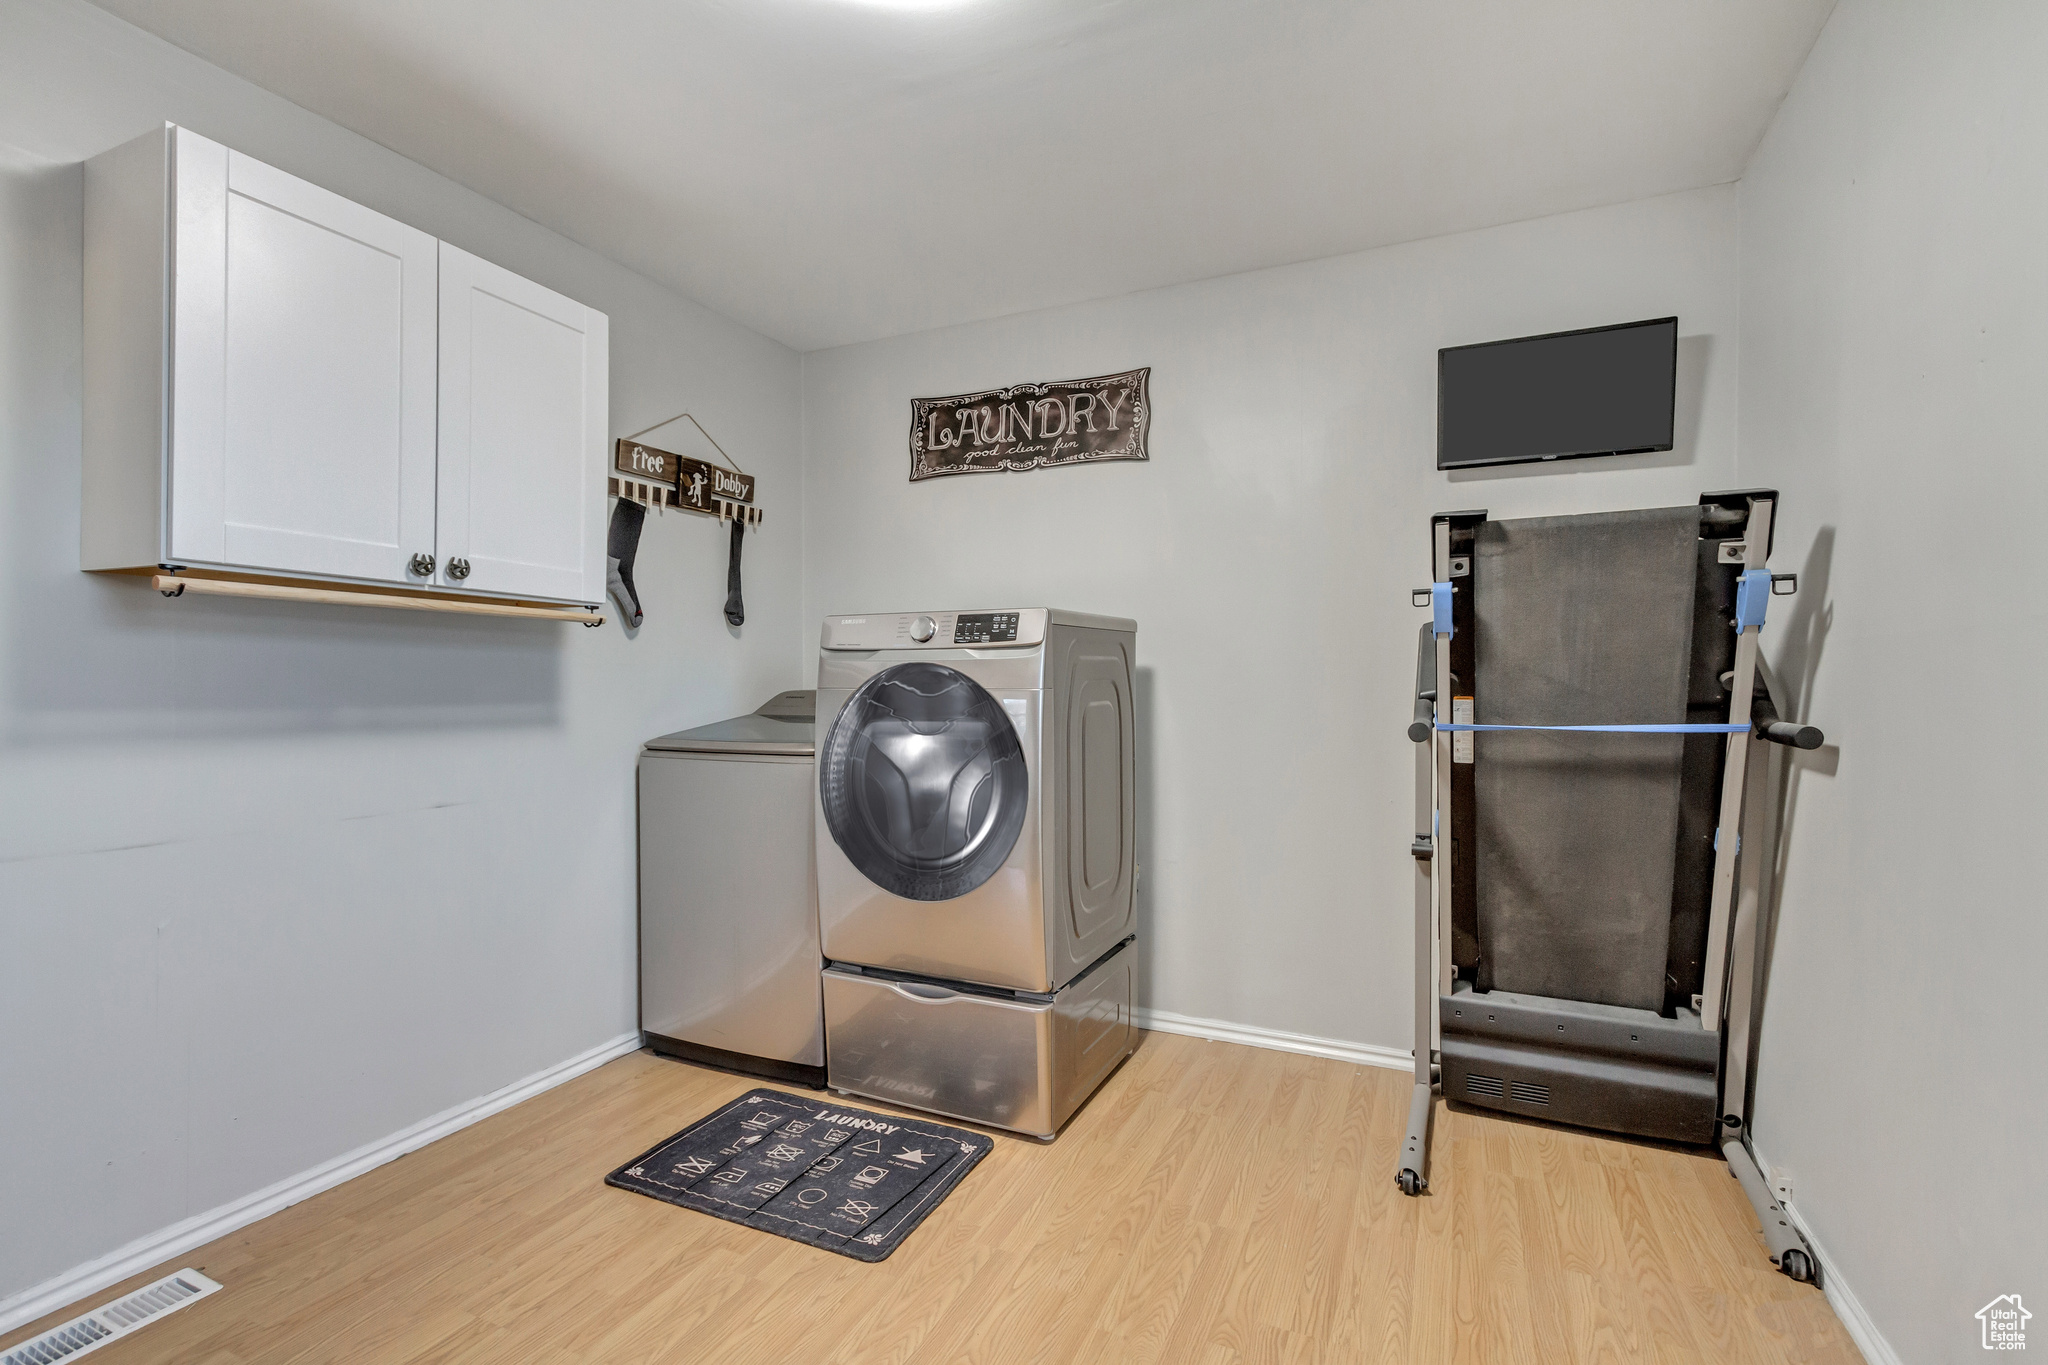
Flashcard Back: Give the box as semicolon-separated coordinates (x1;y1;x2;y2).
435;243;607;604
176;133;440;583
83;125;608;607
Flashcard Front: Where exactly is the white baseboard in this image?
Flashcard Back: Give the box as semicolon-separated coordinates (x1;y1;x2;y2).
1134;1006;1415;1073
0;1030;643;1338
1748;1141;1901;1365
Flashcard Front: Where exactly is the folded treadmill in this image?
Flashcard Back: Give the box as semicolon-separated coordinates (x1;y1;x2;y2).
1393;490;1826;1286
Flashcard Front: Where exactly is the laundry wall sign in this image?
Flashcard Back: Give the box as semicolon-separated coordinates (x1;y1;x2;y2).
909;367;1150;481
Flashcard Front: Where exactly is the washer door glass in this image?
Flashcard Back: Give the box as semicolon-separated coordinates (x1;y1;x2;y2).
820;661;1029;902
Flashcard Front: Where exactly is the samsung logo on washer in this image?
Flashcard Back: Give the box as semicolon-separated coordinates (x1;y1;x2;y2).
814;1110;902;1134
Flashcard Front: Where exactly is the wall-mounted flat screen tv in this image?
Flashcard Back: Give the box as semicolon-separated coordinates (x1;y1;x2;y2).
1437;316;1677;470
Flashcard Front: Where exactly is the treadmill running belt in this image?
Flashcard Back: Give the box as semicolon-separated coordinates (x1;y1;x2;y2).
1471;506;1701;1011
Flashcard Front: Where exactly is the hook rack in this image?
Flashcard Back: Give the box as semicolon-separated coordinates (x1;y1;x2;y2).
610;411;763;527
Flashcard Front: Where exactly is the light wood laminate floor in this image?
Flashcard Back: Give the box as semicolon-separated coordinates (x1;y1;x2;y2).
3;1033;1862;1363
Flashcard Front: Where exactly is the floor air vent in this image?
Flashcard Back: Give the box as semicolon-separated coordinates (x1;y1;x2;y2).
1510;1080;1551;1106
1465;1073;1505;1099
2;1270;221;1365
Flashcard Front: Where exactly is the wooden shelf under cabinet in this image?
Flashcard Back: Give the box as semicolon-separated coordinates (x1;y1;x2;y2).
97;567;607;625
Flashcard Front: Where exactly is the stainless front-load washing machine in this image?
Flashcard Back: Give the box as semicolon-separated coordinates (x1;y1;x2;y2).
814;608;1137;1137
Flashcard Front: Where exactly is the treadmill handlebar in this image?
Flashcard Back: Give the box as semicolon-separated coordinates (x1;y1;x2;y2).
1410;624;1436;743
1758;719;1825;749
1749;681;1825;749
1410;704;1435;744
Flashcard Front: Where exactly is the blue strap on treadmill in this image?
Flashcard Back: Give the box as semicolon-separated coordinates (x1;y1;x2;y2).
1436;722;1748;733
1431;581;1454;638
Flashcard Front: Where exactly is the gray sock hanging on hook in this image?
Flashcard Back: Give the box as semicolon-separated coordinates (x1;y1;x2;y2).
607;497;646;628
724;519;745;628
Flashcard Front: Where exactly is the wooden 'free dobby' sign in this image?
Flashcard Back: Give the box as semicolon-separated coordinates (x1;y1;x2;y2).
909;367;1149;482
615;439;755;515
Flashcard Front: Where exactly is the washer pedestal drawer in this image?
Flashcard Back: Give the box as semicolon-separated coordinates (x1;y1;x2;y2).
823;942;1135;1140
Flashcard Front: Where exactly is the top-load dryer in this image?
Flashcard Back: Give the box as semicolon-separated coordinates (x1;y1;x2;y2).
814;608;1138;1137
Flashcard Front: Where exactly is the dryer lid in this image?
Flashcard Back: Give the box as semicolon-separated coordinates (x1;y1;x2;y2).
644;691;816;756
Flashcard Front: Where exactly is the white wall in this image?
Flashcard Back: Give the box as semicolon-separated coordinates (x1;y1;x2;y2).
801;185;1740;1051
1739;1;2048;1357
0;0;802;1311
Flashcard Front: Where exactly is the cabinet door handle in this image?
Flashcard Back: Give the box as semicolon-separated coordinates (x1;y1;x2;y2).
447;557;471;581
410;552;435;577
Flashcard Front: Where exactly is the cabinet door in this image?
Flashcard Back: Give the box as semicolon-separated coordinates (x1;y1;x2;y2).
168;128;438;582
435;242;607;604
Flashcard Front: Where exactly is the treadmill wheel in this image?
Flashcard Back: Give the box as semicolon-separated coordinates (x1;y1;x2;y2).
1780;1249;1814;1283
1396;1170;1423;1197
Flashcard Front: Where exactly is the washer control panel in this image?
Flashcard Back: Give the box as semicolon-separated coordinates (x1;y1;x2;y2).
952;612;1019;644
820;609;1047;651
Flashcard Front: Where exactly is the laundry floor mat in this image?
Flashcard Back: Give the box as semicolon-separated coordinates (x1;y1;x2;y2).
605;1088;991;1262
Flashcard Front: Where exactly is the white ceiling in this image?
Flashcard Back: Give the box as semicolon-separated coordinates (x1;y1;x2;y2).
95;0;1834;351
